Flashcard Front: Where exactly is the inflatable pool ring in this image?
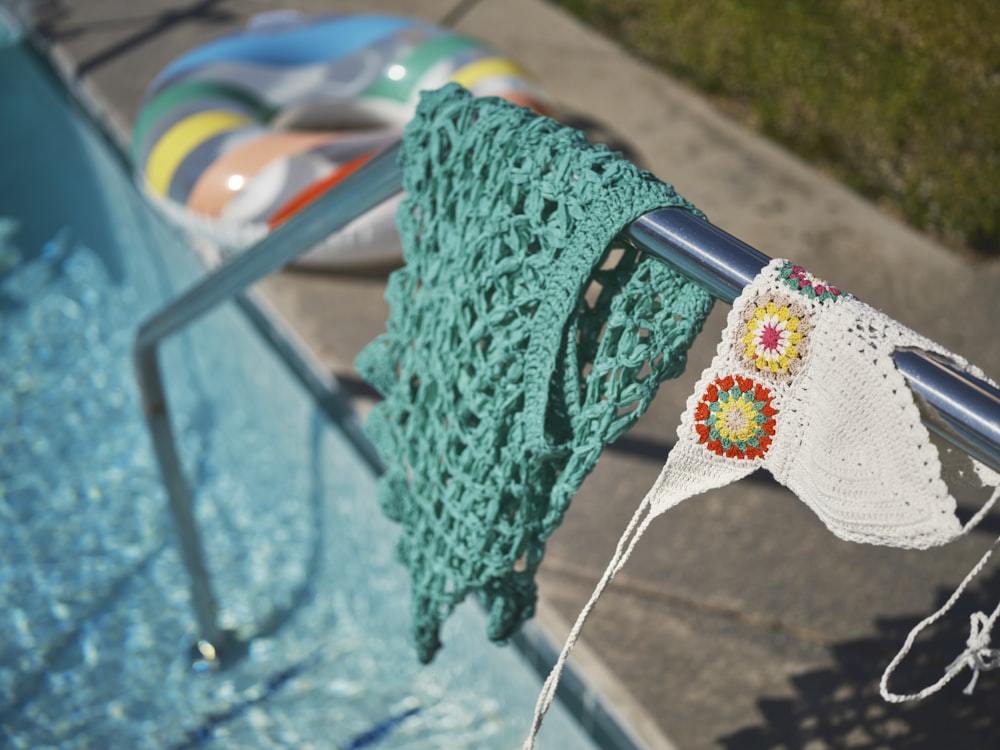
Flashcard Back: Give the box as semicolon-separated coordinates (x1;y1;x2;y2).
132;12;552;269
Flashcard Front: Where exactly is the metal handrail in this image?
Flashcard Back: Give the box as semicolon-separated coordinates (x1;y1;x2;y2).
134;139;1000;665
627;208;1000;475
134;142;404;664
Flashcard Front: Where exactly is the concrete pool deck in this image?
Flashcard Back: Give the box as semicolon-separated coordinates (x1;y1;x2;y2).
31;1;1000;747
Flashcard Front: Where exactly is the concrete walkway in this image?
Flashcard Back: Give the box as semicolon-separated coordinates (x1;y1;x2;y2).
34;1;1000;747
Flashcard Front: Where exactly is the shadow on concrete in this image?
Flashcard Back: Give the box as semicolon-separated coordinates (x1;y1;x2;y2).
35;0;235;75
560;111;646;169
721;560;1000;749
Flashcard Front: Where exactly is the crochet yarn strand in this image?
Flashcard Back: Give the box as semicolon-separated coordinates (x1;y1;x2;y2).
357;84;714;663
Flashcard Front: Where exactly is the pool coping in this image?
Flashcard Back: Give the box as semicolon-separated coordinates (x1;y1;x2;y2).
20;17;679;750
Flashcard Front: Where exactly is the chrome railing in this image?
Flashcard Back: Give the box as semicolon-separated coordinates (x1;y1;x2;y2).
134;140;1000;665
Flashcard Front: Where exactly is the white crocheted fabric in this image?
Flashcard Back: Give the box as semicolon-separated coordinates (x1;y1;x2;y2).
648;257;977;547
525;258;1000;748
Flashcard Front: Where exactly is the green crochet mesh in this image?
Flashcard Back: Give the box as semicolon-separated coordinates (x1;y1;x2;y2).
356;83;714;663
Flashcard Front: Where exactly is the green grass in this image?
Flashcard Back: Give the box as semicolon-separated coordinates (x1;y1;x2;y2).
554;0;1000;256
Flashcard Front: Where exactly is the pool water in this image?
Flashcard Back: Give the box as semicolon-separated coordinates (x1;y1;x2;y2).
0;26;597;750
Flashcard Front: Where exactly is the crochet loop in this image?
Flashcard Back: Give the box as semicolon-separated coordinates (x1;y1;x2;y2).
946;611;1000;695
357;84;713;662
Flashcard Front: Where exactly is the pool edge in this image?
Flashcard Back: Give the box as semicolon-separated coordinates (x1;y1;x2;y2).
20;21;683;750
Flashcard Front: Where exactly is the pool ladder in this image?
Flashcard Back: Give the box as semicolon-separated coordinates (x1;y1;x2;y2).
134;140;1000;668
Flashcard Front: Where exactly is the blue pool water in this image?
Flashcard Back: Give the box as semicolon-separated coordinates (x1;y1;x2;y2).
0;25;597;750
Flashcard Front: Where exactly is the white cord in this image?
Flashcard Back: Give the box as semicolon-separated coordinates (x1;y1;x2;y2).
881;487;1000;702
523;494;657;749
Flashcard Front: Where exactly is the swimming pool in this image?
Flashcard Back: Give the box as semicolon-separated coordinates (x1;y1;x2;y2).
0;21;600;750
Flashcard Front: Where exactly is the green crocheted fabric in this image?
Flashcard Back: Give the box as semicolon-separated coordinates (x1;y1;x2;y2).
356;83;714;663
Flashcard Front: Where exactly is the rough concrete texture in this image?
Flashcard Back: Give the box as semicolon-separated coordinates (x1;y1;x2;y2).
34;1;1000;747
